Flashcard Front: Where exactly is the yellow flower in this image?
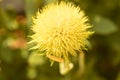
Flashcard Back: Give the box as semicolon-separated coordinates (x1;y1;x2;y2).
29;2;93;65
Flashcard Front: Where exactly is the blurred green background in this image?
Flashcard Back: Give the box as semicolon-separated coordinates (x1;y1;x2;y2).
0;0;120;80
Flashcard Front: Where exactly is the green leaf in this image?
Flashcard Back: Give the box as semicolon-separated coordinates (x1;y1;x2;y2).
27;67;37;79
0;7;18;30
107;35;120;65
28;53;45;66
0;48;13;63
93;16;118;35
25;0;42;26
44;0;59;4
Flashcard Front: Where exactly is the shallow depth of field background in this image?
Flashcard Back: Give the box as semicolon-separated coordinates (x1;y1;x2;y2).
0;0;120;80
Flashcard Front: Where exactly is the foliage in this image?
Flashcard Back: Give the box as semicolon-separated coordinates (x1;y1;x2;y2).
0;0;120;80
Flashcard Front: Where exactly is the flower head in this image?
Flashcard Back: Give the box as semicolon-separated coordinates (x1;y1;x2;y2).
29;2;93;64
